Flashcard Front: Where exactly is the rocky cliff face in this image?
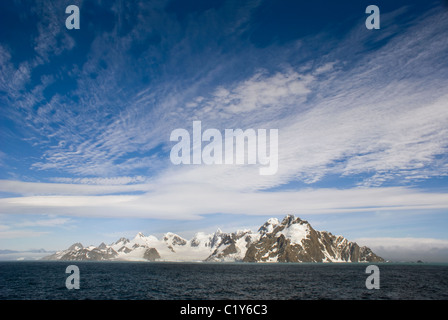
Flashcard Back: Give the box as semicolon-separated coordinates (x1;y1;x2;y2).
42;215;384;263
238;216;384;262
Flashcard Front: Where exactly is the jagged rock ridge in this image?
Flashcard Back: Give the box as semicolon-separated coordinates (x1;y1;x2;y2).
42;215;384;263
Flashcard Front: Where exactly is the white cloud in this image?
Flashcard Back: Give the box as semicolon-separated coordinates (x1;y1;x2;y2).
313;61;337;75
0;179;153;196
0;45;31;97
49;176;147;185
357;237;448;250
0;225;48;239
1;4;448;236
2;6;448;219
32;0;76;62
355;237;448;262
0;215;73;241
143;10;448;195
1;185;448;219
0;215;74;239
277;92;448;186
12;4;446;188
204;70;313;114
14;217;73;228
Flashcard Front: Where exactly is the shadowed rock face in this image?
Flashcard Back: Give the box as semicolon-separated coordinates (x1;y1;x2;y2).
143;248;161;261
57;247;118;261
118;246;132;254
207;233;244;261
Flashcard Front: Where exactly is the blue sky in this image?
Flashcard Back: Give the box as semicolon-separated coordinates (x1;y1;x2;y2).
1;0;448;261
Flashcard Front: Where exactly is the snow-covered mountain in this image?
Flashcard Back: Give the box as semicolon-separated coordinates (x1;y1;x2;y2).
42;215;384;263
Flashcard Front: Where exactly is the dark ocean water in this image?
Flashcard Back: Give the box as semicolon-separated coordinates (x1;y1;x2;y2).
1;261;447;300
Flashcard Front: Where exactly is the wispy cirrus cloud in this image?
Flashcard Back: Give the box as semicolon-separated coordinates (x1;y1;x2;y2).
0;228;49;240
0;179;152;196
191;69;313;116
1;185;448;219
0;215;73;240
168;6;448;190
49;176;147;185
31;0;76;63
1;2;447;224
14;217;74;228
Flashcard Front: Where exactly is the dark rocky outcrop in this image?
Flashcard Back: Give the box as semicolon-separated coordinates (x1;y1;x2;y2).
214;215;384;263
143;248;161;261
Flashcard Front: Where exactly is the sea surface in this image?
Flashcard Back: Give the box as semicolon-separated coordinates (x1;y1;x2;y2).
1;261;447;300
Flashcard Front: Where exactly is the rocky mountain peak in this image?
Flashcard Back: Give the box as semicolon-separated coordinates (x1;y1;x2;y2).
258;218;280;234
98;242;107;250
135;232;146;238
163;232;187;246
281;214;308;226
114;237;130;245
208;228;225;248
67;243;83;251
190;232;211;247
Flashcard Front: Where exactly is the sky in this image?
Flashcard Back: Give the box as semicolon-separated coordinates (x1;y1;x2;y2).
1;0;448;262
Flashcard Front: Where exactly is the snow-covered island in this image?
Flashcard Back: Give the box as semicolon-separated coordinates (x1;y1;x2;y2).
43;215;384;263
